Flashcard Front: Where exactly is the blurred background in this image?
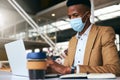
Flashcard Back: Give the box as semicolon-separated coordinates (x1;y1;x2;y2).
0;0;120;71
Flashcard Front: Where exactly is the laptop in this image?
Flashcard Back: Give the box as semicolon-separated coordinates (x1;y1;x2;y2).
4;39;61;78
4;39;29;77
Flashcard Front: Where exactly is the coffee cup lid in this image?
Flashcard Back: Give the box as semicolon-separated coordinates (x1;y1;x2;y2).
27;52;46;59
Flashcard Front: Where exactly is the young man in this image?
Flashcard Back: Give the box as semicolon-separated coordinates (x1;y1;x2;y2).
47;0;120;76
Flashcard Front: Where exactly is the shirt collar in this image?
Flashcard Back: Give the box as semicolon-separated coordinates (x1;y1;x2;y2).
76;24;93;39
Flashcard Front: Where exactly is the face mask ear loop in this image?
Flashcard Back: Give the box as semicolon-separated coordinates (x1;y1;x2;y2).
81;11;90;23
82;11;90;25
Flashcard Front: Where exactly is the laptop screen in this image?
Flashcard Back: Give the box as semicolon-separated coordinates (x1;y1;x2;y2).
4;39;29;77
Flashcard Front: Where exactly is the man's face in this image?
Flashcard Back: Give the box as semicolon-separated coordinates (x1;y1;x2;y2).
67;4;90;20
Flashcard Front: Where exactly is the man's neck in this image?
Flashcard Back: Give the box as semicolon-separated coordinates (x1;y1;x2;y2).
79;20;91;35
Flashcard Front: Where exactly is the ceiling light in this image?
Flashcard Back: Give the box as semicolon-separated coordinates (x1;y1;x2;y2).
95;4;120;16
51;13;55;17
94;4;120;20
98;11;120;20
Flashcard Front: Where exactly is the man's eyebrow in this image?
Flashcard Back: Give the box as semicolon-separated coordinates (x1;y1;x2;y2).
68;13;78;18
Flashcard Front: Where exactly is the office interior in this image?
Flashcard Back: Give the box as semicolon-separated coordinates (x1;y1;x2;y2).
0;0;120;72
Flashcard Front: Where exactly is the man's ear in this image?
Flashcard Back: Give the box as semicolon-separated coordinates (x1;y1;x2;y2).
87;11;91;18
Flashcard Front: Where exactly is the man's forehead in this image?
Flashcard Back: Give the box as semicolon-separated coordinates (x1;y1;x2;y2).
67;4;88;13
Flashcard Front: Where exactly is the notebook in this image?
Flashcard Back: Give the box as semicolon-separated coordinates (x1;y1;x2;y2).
60;73;116;79
4;39;29;77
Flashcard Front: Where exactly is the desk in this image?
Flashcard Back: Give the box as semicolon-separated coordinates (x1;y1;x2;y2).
0;71;120;80
0;71;63;80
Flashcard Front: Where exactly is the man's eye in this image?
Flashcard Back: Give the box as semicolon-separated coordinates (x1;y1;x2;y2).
74;14;79;17
73;14;79;18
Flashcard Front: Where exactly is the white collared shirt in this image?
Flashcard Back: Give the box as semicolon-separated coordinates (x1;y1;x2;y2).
74;24;92;67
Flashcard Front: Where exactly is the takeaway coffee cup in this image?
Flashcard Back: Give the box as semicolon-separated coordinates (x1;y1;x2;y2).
27;52;47;79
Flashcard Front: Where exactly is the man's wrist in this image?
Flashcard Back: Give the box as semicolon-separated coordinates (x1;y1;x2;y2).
70;65;80;74
71;66;76;73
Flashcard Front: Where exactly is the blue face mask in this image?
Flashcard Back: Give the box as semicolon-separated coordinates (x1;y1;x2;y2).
70;17;85;32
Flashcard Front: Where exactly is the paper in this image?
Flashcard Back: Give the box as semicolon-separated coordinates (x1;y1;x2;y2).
59;73;87;79
88;73;116;79
60;73;116;79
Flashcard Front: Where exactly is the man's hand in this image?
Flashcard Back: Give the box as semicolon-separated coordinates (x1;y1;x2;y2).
46;58;71;74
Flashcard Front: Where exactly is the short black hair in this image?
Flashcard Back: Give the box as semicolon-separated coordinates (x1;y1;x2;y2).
66;0;91;8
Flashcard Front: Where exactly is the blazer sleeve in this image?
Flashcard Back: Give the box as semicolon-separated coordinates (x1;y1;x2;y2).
79;27;120;76
64;38;73;66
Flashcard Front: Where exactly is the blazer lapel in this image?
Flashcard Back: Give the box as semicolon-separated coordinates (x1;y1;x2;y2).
83;24;99;65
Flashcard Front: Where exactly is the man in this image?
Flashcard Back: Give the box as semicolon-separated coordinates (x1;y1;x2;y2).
47;0;120;76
